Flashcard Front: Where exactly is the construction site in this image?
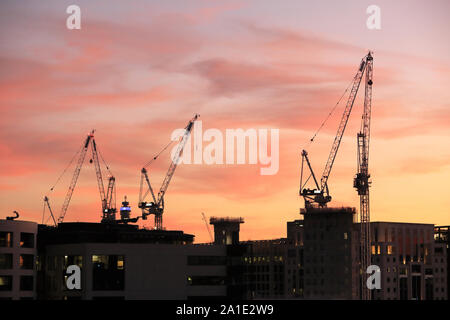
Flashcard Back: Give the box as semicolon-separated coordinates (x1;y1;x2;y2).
0;52;448;300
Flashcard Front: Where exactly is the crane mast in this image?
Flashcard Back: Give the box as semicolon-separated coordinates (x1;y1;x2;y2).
91;137;117;222
91;139;107;215
103;176;117;222
354;51;373;300
139;114;199;230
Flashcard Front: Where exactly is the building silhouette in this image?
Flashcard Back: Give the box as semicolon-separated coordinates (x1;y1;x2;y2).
0;211;448;300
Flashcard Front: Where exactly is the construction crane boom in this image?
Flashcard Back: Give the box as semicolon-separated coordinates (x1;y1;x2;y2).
158;117;196;205
139;114;199;230
320;57;367;192
43;130;116;225
43;196;57;226
300;54;370;208
58;131;94;223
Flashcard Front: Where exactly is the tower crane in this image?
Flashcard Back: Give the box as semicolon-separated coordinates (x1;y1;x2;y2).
299;51;374;300
57;131;94;223
44;130;117;225
354;52;373;300
299;53;370;208
138;114;199;230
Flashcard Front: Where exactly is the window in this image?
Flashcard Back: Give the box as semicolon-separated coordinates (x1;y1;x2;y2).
20;276;33;291
412;265;421;273
0;254;13;269
92;255;124;291
387;245;393;255
0;232;13;247
187;276;226;286
20;233;34;248
20;254;34;269
0;275;13;291
187;256;227;266
64;255;83;268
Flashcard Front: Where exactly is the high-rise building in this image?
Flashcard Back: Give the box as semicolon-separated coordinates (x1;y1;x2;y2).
301;207;360;300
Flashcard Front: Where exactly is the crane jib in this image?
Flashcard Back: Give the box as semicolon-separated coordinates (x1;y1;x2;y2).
139;114;199;230
299;52;373;210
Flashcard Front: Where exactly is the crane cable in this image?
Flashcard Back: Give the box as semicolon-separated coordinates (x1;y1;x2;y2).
97;143;113;177
48;143;83;193
305;76;355;147
143;139;176;168
299;73;356;195
43;140;84;224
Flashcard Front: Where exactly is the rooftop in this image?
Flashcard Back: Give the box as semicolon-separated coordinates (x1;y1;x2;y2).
37;222;194;248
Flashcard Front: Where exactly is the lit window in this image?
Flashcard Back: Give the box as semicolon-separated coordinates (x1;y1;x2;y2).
387;245;393;255
64;255;83;268
0;275;13;291
20;233;34;248
0;232;13;247
19;255;34;270
117;257;124;270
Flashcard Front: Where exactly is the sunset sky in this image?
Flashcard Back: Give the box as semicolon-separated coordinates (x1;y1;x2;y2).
1;0;449;243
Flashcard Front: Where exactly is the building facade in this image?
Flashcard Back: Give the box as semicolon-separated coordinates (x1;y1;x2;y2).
370;222;447;300
1;217;447;300
301;207;360;300
36;222;233;300
0;219;38;300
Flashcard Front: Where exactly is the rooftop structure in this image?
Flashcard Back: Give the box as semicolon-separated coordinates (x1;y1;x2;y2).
210;217;244;245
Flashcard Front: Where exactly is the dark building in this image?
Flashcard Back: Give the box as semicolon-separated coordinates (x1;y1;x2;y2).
210;217;244;245
434;226;449;300
35;222;231;300
301;207;359;299
1;216;447;300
